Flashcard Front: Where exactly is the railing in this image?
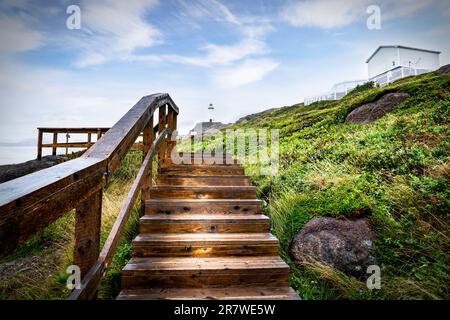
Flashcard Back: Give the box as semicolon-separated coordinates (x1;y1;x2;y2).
370;66;430;87
37;127;144;159
37;128;110;160
304;79;367;106
0;93;178;299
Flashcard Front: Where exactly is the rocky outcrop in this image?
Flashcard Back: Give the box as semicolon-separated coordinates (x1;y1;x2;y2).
290;217;375;277
345;93;410;124
0;153;81;183
437;64;450;74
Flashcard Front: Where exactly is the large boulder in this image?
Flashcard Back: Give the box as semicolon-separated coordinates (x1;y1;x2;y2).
290;217;375;277
437;64;450;74
346;92;410;124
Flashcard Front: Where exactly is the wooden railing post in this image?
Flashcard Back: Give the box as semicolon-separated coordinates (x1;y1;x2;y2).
74;189;102;287
87;132;92;147
141;116;154;215
52;132;58;156
158;104;167;162
165;108;175;164
37;129;43;160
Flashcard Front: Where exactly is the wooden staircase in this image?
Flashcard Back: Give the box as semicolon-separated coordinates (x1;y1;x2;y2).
117;153;298;300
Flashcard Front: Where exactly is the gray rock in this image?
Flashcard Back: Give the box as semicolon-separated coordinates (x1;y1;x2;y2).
437;64;450;74
290;217;375;277
346;92;410;124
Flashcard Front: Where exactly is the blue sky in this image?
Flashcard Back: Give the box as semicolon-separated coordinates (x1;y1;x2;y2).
0;0;449;147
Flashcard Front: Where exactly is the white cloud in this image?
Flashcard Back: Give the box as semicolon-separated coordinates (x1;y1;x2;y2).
281;0;434;29
0;13;45;54
75;0;161;67
153;38;268;67
213;58;279;88
177;0;240;25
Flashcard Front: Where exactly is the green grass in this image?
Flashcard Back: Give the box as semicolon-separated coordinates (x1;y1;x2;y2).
195;70;450;300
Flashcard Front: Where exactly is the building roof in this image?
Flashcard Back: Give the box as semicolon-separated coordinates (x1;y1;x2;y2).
366;45;441;63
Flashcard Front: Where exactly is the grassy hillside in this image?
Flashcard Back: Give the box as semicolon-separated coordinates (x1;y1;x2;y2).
222;71;449;299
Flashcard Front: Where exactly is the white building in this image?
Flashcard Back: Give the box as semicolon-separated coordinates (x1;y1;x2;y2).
304;45;441;105
367;45;441;86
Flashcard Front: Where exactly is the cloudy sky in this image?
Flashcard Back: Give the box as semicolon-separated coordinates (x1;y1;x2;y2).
0;0;449;148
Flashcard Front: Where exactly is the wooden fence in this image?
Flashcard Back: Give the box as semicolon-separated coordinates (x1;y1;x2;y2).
37;128;145;159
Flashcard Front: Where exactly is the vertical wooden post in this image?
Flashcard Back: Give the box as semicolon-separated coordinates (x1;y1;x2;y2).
52;132;58;156
37;129;43;160
172;112;178;159
74;189;102;284
158;104;167;162
97;129;102;141
141;116;154;215
165;109;174;164
87;132;92;147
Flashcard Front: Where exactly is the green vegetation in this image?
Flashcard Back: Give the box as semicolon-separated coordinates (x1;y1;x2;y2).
198;71;450;299
0;151;143;300
1;71;448;300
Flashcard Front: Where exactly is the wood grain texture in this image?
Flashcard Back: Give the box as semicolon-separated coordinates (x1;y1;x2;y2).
157;174;250;186
117;287;299;300
139;214;270;233
145;199;263;215
148;186;257;199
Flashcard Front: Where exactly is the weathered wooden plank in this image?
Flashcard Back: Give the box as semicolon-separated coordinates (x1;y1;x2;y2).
159;164;244;175
38;128;110;134
148;186;257;199
141;116;155;214
139;214;270;233
156;174;249;186
52;133;58;156
117;286;300;300
132;233;279;257
145;199;263;215
121;256;290;289
37;128;43;160
74;189;102;278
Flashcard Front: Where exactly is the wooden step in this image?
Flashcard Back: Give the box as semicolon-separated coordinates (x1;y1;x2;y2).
157;174;250;186
169;153;239;165
145;199;263;215
132;233;279;257
121;256;290;289
149;186;257;199
139;214;270;233
159;164;244;175
117;286;300;300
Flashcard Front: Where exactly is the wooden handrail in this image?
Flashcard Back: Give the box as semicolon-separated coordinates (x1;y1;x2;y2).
0;93;179;298
68;127;171;300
